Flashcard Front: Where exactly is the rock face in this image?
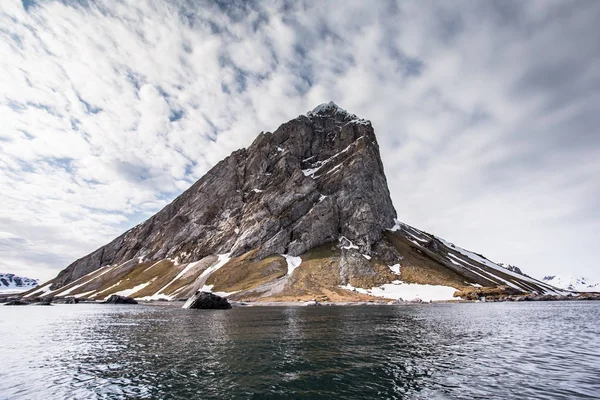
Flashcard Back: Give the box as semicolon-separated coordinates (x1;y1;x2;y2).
103;295;138;305
35;102;568;303
183;291;232;310
4;300;29;306
499;264;525;275
52;102;396;289
32;301;52;306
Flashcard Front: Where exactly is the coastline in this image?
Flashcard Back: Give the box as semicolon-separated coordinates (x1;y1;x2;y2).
3;291;599;307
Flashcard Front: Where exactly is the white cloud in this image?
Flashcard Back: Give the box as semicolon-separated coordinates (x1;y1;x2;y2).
0;0;599;282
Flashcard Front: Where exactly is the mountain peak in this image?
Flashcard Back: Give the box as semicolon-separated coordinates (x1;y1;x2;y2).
308;101;346;115
32;105;569;303
305;101;369;125
49;104;396;290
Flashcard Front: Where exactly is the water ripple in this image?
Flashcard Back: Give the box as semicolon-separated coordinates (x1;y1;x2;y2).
1;302;599;399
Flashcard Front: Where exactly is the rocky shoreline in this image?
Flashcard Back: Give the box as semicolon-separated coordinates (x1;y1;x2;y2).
3;292;599;307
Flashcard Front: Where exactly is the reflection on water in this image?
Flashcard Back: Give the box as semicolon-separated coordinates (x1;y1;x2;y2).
1;302;599;399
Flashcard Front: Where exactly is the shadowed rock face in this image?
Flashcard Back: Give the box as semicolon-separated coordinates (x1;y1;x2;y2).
183;291;232;310
52;103;397;289
103;295;138;305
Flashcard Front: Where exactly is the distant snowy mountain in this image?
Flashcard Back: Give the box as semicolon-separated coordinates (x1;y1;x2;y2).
0;273;39;292
542;275;599;292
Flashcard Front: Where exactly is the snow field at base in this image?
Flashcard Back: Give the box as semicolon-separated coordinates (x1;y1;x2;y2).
340;281;459;302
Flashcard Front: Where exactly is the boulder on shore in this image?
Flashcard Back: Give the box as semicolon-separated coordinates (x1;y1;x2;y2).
4;300;29;306
103;295;138;304
183;291;232;309
52;297;79;304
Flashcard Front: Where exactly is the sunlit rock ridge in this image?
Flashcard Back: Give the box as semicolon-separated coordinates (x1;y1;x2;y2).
27;103;569;302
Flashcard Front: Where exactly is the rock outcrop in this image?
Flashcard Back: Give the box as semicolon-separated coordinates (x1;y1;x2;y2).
103;295;138;305
26;102;571;303
183;291;232;310
4;300;29;306
51;102;396;290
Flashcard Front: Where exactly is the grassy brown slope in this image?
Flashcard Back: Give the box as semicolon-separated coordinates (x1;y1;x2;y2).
274;243;342;298
45;264;124;298
347;256;394;288
65;259;146;297
259;243;392;301
206;250;287;292
91;260;181;299
21;279;55;298
384;231;472;290
256;288;381;303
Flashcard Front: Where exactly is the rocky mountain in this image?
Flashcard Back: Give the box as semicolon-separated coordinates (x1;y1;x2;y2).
499;263;525;275
0;273;39;292
542;275;599;292
24;103;567;303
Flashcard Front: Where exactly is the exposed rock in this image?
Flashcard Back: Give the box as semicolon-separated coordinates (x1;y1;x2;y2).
103;295;138;305
578;293;600;301
53;297;79;304
41;296;54;303
39;102;571;303
32;301;52;306
183;291;232;310
51;102;396;289
4;300;29;306
424;238;441;253
455;286;523;301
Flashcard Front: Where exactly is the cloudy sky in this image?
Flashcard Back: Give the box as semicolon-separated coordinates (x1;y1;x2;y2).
1;0;599;282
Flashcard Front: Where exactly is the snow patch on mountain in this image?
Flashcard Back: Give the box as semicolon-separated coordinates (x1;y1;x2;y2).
283;255;302;276
340;281;458;302
390;219;570;296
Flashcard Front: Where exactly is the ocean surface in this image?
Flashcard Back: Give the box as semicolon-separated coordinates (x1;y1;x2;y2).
1;301;599;400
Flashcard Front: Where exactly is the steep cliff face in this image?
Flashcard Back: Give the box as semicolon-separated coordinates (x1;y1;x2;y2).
51;102;396;289
31;103;564;303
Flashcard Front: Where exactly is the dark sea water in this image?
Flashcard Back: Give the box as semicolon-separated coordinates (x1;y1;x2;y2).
1;302;599;400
